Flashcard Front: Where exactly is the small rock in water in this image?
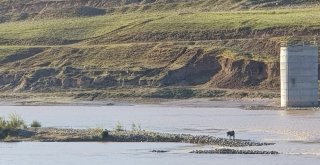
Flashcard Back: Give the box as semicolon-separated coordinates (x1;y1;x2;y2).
151;150;168;153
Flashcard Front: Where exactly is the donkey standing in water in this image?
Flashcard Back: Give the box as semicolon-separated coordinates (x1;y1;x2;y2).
227;130;235;140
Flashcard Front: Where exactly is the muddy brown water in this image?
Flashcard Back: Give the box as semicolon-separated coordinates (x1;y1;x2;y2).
1;105;320;164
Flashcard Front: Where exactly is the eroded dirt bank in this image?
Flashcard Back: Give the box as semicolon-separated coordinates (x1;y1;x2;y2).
0;47;280;93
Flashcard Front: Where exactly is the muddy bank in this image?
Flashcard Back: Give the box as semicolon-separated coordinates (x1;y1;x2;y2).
0;93;281;111
1;128;274;147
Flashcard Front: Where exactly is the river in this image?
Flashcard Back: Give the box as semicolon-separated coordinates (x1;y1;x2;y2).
1;104;320;164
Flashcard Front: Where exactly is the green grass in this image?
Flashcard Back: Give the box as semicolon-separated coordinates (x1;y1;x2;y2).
0;7;319;45
138;8;320;33
0;13;163;42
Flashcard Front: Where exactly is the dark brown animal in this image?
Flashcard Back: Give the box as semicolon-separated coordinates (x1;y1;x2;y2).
227;130;235;139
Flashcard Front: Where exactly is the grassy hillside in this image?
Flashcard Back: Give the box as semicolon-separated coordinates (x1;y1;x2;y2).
0;7;319;45
0;0;319;99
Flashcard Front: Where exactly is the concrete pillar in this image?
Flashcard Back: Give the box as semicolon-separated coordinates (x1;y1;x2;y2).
280;42;318;107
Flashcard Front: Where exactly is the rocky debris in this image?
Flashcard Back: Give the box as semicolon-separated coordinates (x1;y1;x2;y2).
190;148;279;155
106;131;274;147
151;150;168;153
0;128;274;148
1;129;36;139
29;128;103;142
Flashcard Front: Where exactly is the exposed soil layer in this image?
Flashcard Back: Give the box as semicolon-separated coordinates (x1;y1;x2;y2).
0;43;282;93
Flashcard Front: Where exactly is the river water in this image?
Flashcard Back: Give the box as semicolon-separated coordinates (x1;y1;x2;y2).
1;104;320;165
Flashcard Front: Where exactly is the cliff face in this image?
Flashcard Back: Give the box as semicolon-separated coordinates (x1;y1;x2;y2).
0;45;280;92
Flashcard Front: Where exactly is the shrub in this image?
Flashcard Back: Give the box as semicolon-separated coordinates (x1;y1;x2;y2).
30;120;42;128
131;122;142;131
101;130;109;139
6;113;26;129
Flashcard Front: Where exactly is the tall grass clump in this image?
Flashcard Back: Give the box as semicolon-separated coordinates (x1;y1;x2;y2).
7;113;26;129
0;117;6;130
114;121;124;132
0;113;26;130
0;113;26;139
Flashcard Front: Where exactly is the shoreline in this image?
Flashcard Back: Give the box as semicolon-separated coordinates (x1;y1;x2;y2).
0;88;280;108
2;96;319;110
0;92;280;109
2;95;320;111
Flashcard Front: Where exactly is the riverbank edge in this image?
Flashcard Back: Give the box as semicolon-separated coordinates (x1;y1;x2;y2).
0;88;280;107
0;90;282;110
2;93;319;110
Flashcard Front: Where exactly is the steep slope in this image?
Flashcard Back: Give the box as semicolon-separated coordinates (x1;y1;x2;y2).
0;44;280;92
